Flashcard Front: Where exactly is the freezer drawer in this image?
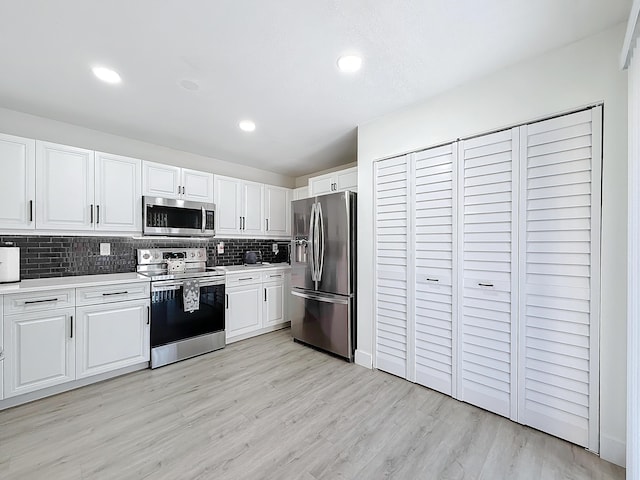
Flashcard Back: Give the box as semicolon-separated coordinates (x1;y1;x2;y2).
290;289;354;361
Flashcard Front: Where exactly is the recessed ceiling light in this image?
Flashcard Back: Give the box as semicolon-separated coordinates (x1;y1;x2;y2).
239;120;256;132
92;66;121;84
337;54;362;73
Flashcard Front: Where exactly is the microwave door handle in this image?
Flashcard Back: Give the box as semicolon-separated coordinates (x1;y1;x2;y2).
201;206;206;233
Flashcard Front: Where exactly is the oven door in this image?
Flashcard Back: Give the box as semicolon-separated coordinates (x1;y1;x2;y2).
150;278;225;348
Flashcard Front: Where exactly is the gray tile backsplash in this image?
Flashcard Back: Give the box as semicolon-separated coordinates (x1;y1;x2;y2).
0;236;290;280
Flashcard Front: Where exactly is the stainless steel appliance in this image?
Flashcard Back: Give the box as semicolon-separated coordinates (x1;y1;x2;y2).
137;248;225;368
0;242;20;283
143;196;215;237
290;191;356;360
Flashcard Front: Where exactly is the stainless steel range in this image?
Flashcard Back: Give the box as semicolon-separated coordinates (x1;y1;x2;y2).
137;248;225;368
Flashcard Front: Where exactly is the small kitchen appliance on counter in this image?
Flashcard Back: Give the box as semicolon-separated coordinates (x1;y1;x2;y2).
0;242;20;283
243;250;262;265
137;247;225;368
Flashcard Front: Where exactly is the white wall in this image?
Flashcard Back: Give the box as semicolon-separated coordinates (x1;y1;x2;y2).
0;107;294;188
357;24;628;466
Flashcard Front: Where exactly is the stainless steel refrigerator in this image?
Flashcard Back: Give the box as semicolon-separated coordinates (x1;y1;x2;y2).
290;191;356;360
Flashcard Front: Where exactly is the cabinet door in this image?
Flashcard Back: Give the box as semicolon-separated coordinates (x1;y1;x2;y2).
374;155;409;379
3;308;75;397
226;285;262;340
36;141;94;230
142;161;181;199
0;300;4;400
293;186;309;200
518;108;601;451
413;144;457;396
336;167;358;192
458;128;518;420
0;133;35;230
76;299;150;379
264;186;290;236
182;168;214;203
242;181;264;235
214;175;242;235
309;174;333;196
95;152;142;232
262;280;285;327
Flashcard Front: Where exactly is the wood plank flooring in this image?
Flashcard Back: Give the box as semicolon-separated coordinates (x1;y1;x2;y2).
0;329;625;479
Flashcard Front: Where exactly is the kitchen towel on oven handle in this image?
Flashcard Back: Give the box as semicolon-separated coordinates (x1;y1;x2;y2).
183;280;200;312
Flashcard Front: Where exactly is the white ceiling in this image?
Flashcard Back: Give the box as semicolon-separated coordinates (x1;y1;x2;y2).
0;1;631;177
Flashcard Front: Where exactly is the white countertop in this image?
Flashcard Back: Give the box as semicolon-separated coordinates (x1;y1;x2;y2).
218;263;291;274
0;272;150;295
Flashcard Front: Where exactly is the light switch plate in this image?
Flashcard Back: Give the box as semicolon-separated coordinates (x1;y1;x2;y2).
100;243;111;256
217;242;224;254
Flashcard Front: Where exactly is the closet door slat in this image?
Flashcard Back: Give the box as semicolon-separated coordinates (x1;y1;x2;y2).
375;156;409;378
414;143;457;396
519;107;601;451
459;128;518;420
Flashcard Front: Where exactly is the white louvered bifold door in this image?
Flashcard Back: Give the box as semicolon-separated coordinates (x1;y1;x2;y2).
458;128;518;420
518;107;601;451
413;144;457;396
375;155;410;378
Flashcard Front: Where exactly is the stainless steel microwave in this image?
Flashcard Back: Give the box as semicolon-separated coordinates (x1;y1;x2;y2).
143;196;215;237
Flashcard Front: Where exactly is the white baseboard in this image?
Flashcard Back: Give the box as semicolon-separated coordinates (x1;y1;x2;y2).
600;433;626;467
355;349;372;369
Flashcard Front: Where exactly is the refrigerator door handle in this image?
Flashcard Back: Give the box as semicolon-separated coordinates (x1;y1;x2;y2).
309;202;317;281
313;201;320;289
317;201;325;282
291;290;349;305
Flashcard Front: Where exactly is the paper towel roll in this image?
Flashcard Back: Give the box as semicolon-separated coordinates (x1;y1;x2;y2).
0;246;20;283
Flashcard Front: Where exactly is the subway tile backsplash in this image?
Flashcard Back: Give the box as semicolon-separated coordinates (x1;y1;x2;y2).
0;236;290;280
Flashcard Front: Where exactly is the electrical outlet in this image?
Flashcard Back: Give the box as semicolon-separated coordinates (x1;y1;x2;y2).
272;243;278;253
217;242;224;254
100;243;111;256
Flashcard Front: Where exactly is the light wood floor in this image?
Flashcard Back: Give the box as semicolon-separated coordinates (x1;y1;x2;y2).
0;329;624;480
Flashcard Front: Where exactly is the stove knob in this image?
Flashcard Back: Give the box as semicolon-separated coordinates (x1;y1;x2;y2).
142;253;151;260
190;252;196;258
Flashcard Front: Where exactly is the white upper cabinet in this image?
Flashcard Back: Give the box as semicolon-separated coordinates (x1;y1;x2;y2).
215;175;289;238
36;141;95;231
0;133;35;230
142;161;213;203
264;185;291;236
214;175;242;235
182;168;214;203
242;181;264;235
292;186;309;200
142;161;181;199
95;152;142;232
308;166;357;196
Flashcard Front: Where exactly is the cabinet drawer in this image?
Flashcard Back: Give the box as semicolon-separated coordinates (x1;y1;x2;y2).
261;270;286;282
76;282;150;306
226;272;262;287
4;288;75;315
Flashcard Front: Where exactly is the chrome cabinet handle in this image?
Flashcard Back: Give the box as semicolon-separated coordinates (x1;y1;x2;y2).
96;205;100;224
178;185;181;195
264;288;267;301
239;277;253;281
426;278;439;282
70;315;74;338
225;294;229;309
266;218;269;231
478;282;494;287
90;204;94;223
147;306;150;325
102;291;129;296
29;200;33;222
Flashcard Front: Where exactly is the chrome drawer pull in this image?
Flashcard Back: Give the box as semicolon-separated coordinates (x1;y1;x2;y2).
426;278;439;282
478;282;494;287
102;291;129;296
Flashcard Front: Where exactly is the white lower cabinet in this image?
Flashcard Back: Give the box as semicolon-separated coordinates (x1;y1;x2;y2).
226;283;262;338
76;299;150;379
225;269;290;343
3;308;75;398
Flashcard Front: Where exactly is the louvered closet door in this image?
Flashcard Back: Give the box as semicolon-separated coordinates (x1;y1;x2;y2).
375;155;409;378
518;107;601;451
458;128;518;419
413;144;457;395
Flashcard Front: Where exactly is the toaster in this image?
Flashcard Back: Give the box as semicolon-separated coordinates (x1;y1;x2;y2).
0;243;20;283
